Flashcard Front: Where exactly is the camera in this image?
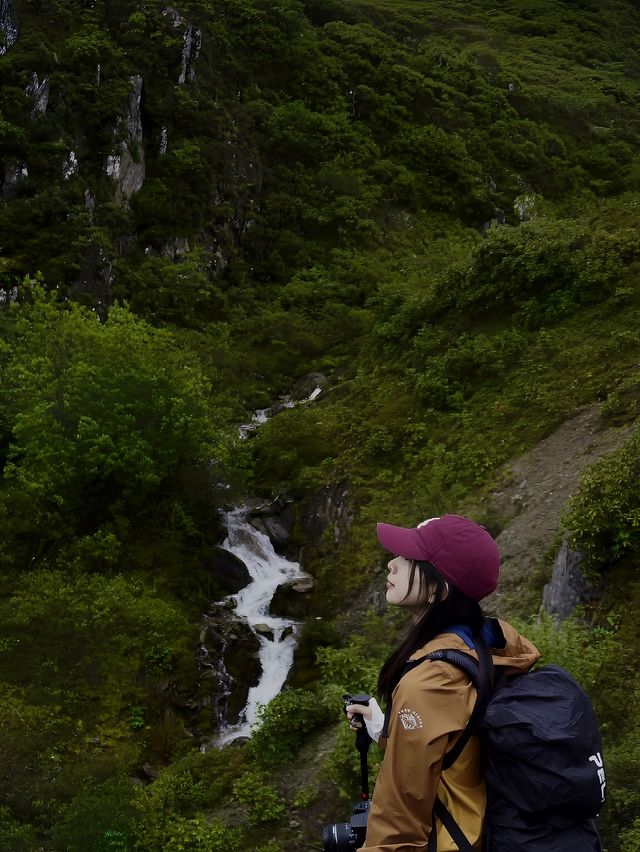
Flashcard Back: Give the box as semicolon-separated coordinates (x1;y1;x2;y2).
322;692;373;851
341;692;371;727
322;800;370;852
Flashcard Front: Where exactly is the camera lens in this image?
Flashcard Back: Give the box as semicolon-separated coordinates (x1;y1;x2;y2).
322;822;357;851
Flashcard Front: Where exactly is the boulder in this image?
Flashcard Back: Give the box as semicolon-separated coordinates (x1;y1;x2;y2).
292;371;327;401
270;575;315;619
253;623;274;641
204;546;251;593
249;515;291;549
542;540;603;621
248;496;296;551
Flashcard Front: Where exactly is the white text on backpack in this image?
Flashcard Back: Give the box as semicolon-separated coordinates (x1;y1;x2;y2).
588;752;606;802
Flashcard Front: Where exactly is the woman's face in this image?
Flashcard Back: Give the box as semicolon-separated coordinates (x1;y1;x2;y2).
385;556;430;615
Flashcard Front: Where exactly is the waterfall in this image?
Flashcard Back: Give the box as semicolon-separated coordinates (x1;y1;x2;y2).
204;380;322;746
214;507;306;744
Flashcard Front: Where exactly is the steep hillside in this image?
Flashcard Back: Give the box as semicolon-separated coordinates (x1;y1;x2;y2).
1;1;640;850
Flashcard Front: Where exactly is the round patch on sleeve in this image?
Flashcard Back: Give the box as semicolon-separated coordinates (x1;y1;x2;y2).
398;707;424;730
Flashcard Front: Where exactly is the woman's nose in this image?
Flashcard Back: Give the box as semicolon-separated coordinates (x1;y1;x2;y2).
388;559;397;574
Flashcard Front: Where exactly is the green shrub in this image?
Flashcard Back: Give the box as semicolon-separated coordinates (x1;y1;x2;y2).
315;635;386;697
0;806;39;852
250;688;331;768
133;769;206;851
563;428;640;573
232;770;286;825
50;777;137;852
161;816;242;852
620;820;640;852
514;613;617;691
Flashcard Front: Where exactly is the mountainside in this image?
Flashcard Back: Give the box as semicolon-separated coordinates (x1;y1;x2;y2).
1;1;640;850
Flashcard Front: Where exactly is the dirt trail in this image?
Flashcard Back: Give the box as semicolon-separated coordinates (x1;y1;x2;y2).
483;404;633;616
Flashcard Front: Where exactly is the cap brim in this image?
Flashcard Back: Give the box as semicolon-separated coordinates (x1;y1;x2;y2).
376;523;425;560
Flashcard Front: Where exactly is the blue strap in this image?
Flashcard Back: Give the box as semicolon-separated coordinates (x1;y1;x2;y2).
446;619;501;651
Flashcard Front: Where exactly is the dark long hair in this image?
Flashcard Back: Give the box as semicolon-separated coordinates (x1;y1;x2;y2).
377;560;484;702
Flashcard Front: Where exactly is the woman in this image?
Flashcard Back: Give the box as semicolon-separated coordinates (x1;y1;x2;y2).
346;514;540;851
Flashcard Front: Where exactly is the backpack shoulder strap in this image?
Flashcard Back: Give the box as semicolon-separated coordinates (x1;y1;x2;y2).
428;798;475;852
380;631;496;763
427;637;495;769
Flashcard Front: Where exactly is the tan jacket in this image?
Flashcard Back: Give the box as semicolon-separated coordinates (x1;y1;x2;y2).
359;620;540;852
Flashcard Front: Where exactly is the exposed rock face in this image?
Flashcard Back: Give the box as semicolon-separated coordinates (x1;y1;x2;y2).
162;7;201;84
0;0;18;55
27;72;49;115
483;404;632;618
299;480;353;552
2;161;27;196
161;237;190;260
182;611;261;739
542;540;603;620
63;151;79;180
68;242;113;309
179;24;202;85
112;74;145;204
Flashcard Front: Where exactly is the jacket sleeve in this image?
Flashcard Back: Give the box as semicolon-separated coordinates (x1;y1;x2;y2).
358;659;473;852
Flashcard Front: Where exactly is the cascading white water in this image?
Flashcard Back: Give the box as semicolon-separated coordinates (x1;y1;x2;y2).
209;384;322;745
215;506;306;745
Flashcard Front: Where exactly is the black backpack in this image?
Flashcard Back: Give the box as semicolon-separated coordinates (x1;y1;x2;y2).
414;634;606;851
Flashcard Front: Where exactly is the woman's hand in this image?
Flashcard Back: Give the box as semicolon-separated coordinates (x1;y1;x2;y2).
345;697;385;742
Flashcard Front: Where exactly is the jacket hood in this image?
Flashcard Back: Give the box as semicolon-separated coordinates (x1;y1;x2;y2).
411;618;540;676
491;618;541;674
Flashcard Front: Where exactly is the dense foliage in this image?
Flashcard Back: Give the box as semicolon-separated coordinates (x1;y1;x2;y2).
2;0;640;849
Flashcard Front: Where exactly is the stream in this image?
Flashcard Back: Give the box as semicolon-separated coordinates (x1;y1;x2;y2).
202;384;322;746
213;507;307;745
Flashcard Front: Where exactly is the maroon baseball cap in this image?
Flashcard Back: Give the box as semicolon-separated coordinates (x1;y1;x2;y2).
376;514;499;602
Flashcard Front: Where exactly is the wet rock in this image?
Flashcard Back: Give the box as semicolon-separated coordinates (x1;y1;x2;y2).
197;613;261;729
271;576;315;619
249;515;291;549
293;372;327;401
248;495;296;551
254;623;275;641
204;546;251;593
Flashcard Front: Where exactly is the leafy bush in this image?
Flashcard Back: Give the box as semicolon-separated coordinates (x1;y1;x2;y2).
563;428;640;573
250;688;331;768
50;776;136;852
161;816;242;852
232;769;286;825
514;613;617;691
0;805;39;851
133;769;206;851
316;635;386;696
